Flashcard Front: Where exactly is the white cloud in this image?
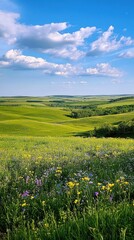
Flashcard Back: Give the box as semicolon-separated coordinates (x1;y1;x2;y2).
0;11;96;60
119;48;134;58
0;49;122;78
0;11;20;44
85;63;122;77
88;26;134;56
0;10;133;62
0;49;77;75
43;46;85;60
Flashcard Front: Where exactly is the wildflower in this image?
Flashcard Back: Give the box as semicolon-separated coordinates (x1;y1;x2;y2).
124;181;129;185
35;179;42;186
21;190;29;197
101;186;106;190
67;181;76;189
74;199;79;204
97;182;101;186
82;177;90;181
21;202;27;207
55;167;62;176
116;179;120;183
94;192;99;198
56;169;62;174
108;183;114;188
31;196;34;200
77;191;81;195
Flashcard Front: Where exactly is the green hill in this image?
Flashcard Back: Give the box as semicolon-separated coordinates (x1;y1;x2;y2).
0;96;134;137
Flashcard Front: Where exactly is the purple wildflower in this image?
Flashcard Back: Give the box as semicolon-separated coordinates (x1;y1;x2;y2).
35;179;42;186
94;192;99;198
21;190;29;197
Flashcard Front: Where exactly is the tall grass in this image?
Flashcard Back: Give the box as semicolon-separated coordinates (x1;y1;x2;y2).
0;137;134;239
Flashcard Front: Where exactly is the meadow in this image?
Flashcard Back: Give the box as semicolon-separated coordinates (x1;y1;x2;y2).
0;95;134;239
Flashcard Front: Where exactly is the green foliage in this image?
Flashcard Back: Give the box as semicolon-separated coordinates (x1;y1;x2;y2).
110;96;134;103
70;105;134;119
93;119;134;138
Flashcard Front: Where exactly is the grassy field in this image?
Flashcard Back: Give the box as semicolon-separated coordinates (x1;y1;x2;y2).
0;96;134;137
0;95;134;239
0;136;134;239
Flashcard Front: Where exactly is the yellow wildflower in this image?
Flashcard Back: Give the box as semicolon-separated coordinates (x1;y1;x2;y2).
82;177;90;181
116;179;120;183
74;199;79;204
67;181;76;188
124;181;129;185
108;183;114;188
56;169;62;174
21;202;27;207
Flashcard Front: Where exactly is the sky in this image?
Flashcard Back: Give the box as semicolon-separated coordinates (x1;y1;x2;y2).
0;0;134;96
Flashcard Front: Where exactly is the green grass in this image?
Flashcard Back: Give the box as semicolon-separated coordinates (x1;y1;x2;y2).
0;96;134;137
0;136;134;239
99;98;134;108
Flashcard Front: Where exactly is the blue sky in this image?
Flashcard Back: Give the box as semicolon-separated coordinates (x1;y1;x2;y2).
0;0;134;96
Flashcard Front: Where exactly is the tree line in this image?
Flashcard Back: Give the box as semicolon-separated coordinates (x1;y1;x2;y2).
78;119;134;138
70;104;134;118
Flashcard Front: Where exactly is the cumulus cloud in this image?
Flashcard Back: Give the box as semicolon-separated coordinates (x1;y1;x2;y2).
43;46;85;60
119;48;134;58
0;11;20;44
0;49;76;75
84;63;122;77
88;26;134;56
0;10;133;62
0;49;122;78
0;11;96;60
